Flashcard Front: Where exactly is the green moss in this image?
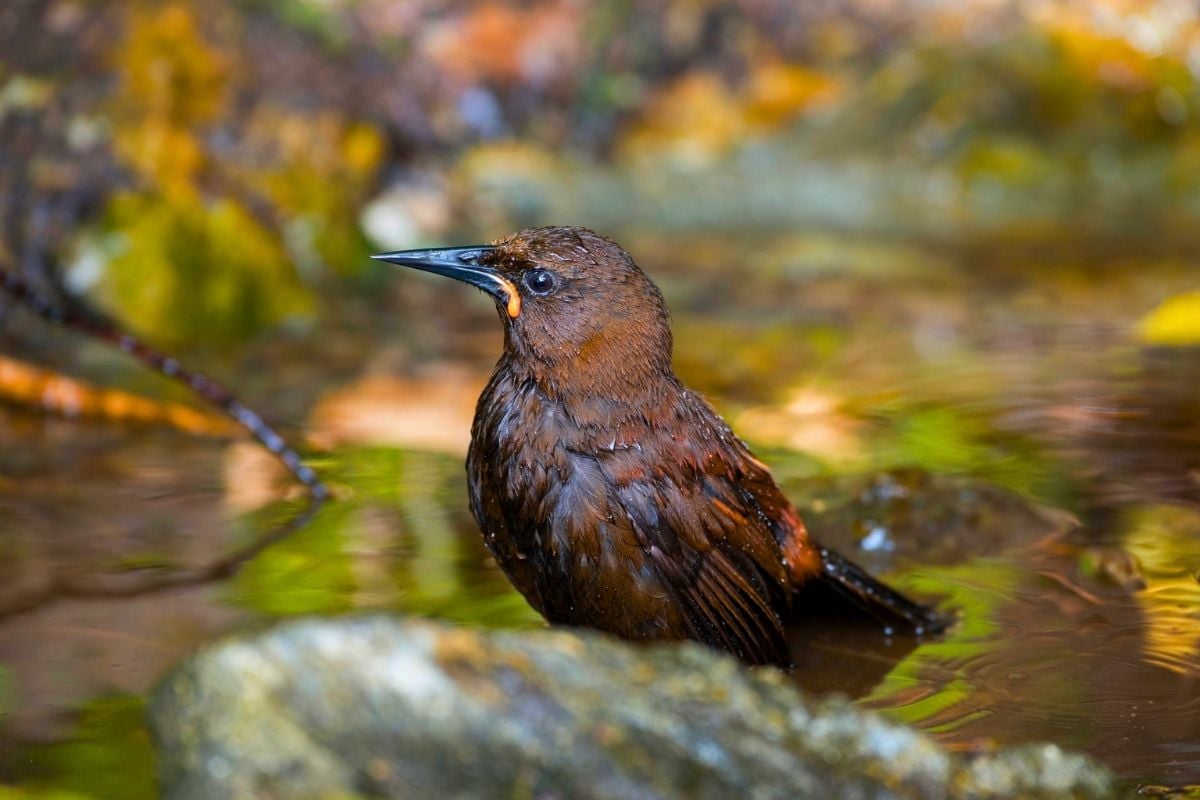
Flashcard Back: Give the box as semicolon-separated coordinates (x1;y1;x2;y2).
98;193;313;347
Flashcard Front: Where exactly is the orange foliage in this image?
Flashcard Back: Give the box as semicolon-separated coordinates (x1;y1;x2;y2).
0;355;240;436
423;0;582;87
744;59;843;129
1048;21;1158;92
620;72;744;165
308;368;485;455
620;60;842;165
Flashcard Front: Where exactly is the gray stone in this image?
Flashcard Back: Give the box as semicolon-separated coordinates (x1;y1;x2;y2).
150;615;1114;800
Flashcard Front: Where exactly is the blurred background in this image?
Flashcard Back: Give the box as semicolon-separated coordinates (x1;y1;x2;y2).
1;0;1198;796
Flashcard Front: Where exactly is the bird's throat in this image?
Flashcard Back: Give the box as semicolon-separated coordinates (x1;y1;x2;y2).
502;343;677;423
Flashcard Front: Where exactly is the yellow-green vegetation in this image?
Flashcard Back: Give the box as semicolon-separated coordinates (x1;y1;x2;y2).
673;320;847;400
228;501;360;616
831;12;1200;160
0;788;91;800
97;3;308;345
92;2;384;347
109;4;228;195
865;560;1021;730
247;110;384;275
229;447;543;628
869;405;1065;502
100;193;312;345
18;696;155;800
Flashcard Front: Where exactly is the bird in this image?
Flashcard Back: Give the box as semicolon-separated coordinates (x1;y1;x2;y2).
374;226;944;668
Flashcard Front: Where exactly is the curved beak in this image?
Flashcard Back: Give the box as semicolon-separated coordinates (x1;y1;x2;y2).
372;245;521;318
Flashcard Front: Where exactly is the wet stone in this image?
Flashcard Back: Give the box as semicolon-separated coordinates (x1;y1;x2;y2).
150;615;1114;800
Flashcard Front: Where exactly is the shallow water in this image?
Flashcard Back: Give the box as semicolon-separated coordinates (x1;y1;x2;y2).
0;233;1198;796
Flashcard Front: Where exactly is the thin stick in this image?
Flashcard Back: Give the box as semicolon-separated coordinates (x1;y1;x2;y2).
0;267;328;501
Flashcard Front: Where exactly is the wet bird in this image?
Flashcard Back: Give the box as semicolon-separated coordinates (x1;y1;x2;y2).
375;226;943;668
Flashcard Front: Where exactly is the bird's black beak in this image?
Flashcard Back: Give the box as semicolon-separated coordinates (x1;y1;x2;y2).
372;245;521;318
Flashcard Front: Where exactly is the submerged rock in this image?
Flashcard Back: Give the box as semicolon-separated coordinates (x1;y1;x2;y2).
791;468;1079;575
151;616;1113;800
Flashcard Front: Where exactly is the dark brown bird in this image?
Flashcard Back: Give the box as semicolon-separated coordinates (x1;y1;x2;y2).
375;226;943;668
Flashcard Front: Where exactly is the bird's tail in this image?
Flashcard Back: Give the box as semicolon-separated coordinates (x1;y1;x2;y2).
812;546;949;636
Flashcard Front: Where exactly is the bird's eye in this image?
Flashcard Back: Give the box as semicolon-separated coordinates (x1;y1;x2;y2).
523;269;557;296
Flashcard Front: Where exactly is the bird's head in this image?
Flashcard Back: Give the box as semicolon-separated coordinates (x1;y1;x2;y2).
375;226;675;389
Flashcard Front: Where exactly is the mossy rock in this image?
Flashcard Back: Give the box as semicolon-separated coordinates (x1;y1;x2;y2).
151;615;1114;799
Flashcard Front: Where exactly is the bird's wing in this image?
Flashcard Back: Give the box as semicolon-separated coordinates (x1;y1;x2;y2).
606;454;794;667
729;452;824;585
676;390;823;586
648;535;792;667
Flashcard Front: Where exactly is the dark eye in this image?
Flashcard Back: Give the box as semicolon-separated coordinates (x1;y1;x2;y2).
523;269;557;296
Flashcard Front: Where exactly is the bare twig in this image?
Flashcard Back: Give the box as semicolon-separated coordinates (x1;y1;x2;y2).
0;266;328;500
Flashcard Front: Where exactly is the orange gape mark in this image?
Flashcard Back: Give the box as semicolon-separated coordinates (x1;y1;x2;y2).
492;275;521;318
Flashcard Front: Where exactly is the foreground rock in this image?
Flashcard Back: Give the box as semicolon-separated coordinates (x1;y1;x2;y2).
151;616;1113;800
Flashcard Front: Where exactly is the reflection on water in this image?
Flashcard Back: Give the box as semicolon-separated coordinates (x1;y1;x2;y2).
868;532;1199;784
1;236;1199;795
